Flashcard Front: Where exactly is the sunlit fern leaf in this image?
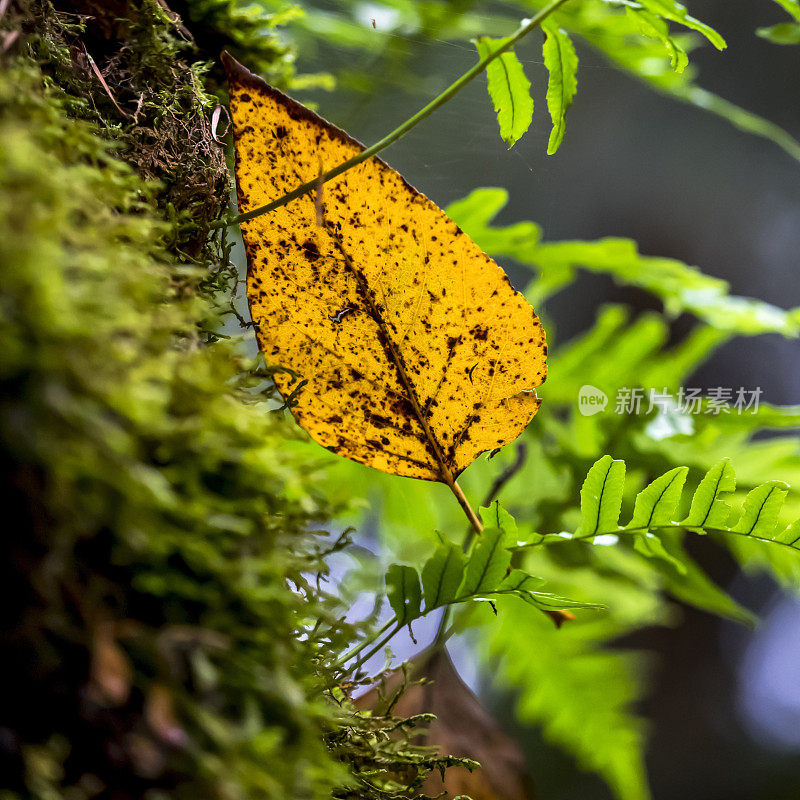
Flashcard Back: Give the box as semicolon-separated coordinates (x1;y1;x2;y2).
731;480;790;538
628;467;689;529
421;541;465;610
769;0;800;20
638;0;726;49
386;564;422;625
480;499;519;536
774;518;800;546
724;509;800;588
458;526;512;596
627;466;690;573
474;36;534;148
682;459;736;529
757;22;800;44
576;455;626;537
632;533;687;574
541;21;578;155
626;7;688;72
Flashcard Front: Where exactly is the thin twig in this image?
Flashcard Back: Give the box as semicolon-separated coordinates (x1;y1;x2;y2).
1;29;18;53
482;443;528;509
84;46;131;119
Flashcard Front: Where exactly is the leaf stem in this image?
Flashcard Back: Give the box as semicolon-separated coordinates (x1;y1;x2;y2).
217;0;572;229
449;480;484;537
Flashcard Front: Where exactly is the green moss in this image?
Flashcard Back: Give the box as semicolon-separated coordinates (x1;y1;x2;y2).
174;0;298;85
0;53;354;797
20;0;230;251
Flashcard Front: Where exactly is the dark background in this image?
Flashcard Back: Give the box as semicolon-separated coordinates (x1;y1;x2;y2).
292;2;800;797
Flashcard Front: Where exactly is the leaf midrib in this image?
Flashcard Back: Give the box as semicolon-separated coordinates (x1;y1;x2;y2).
497;52;516;135
643;469;683;529
324;221;457;487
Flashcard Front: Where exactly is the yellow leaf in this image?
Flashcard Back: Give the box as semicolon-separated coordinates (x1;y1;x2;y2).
224;54;547;484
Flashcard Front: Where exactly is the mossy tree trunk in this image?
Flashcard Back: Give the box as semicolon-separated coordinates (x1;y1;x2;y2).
0;3;352;797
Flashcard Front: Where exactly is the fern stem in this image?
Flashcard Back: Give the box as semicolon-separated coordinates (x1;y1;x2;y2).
350;622;403;673
334;619;395;669
516;523;800;552
430;484;484;647
216;0;572;229
432;607;455;647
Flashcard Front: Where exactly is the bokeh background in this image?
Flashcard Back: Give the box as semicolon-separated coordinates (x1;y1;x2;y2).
280;2;800;797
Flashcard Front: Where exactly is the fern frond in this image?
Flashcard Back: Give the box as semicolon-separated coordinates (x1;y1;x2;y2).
523;459;800;571
385;505;599;629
